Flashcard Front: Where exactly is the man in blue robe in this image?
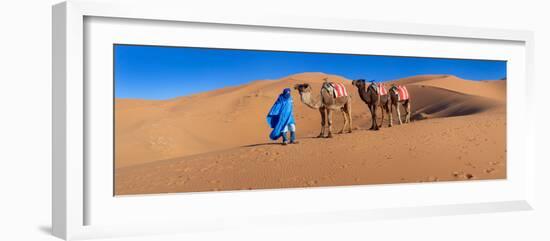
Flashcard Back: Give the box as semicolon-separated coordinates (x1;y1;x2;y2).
266;88;299;145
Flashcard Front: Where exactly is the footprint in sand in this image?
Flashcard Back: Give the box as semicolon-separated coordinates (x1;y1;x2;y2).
306;180;318;186
465;162;476;169
452;171;461;178
428;176;439;182
452;171;474;180
177;177;190;185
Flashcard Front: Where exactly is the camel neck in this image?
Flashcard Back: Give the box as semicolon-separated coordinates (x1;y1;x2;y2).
299;92;322;109
357;85;371;104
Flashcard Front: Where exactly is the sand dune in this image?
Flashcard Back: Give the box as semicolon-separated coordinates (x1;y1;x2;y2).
405;75;506;100
115;72;356;168
115;111;506;195
115;72;506;194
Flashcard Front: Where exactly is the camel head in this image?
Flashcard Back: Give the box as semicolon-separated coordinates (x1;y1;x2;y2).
294;83;312;94
294;83;321;109
352;79;367;89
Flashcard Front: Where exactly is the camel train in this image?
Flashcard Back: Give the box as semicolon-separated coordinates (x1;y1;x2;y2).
294;78;411;137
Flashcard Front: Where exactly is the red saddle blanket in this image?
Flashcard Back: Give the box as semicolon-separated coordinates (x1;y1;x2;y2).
330;83;348;98
396;86;409;101
377;83;388;96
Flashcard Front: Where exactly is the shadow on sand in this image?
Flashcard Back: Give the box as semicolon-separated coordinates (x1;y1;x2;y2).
242;135;326;148
242;142;284;148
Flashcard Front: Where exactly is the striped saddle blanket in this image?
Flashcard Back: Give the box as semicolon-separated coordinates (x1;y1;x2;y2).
394;85;410;101
370;83;388;96
325;83;349;98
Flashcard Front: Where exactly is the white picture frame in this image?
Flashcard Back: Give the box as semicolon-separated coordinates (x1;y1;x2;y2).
52;0;536;240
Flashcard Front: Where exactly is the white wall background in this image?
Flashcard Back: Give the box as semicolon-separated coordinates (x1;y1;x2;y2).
0;0;548;240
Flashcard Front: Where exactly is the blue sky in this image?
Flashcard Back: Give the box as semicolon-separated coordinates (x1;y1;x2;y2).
114;44;506;100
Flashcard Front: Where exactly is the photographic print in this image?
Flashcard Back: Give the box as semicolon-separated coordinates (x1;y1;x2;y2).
114;45;506;195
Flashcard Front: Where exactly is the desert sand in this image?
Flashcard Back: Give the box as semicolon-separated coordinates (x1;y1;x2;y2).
114;73;506;195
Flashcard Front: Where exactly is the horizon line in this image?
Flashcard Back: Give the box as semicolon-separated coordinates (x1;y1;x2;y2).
115;72;506;101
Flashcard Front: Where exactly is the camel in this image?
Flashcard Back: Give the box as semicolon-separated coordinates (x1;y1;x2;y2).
351;79;391;130
294;82;352;138
388;85;412;125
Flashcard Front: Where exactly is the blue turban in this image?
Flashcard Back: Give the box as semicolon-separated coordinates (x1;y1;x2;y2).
266;88;295;140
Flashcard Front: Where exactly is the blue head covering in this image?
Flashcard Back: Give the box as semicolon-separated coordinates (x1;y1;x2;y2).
266;88;295;140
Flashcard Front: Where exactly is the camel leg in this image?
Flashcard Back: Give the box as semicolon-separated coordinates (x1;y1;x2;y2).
371;104;379;131
338;109;347;134
389;103;394;127
387;105;391;127
326;109;334;138
396;103;403;125
379;104;384;128
317;107;326;138
347;102;353;133
405;100;411;123
386;104;390;127
373;105;379;130
389;104;393;127
368;104;375;130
